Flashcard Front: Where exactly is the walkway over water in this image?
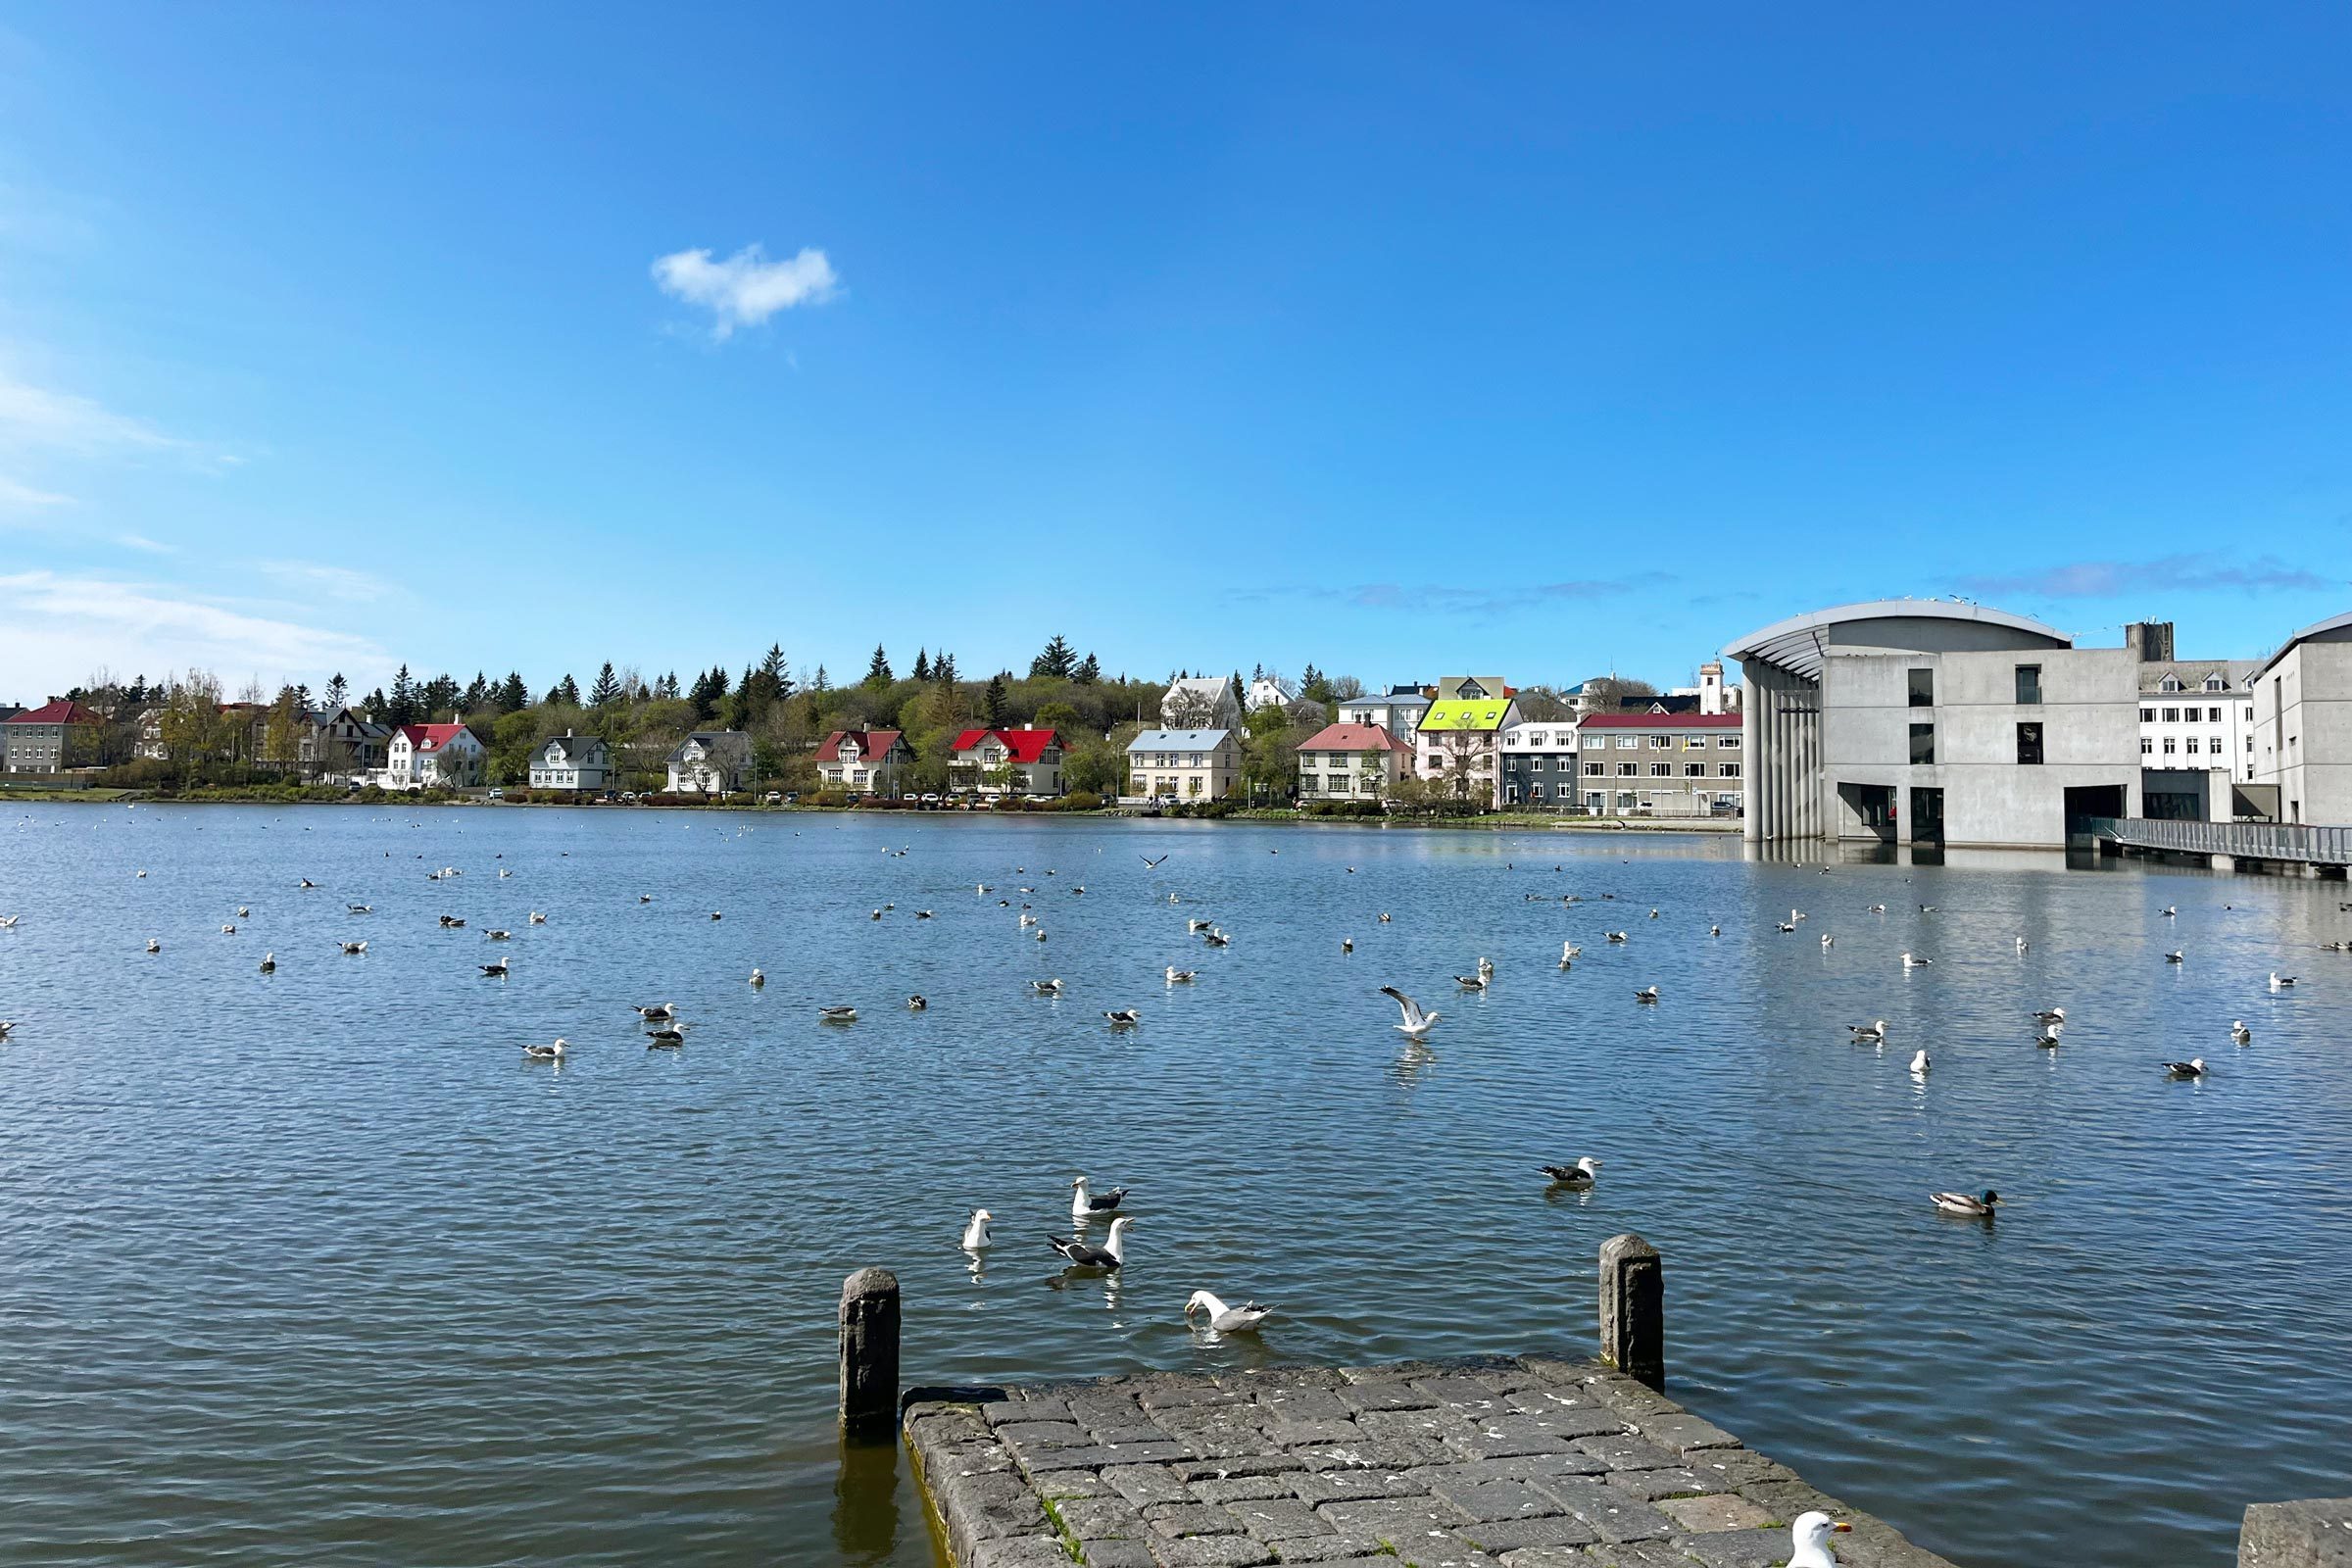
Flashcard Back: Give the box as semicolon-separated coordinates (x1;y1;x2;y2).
903;1355;1958;1568
2083;814;2352;869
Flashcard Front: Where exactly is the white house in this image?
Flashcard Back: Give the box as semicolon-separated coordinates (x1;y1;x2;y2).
666;731;753;795
1160;676;1243;731
381;723;484;790
1335;686;1433;743
529;731;611;792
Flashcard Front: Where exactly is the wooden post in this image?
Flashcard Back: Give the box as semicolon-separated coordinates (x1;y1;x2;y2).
839;1267;901;1439
1598;1233;1663;1390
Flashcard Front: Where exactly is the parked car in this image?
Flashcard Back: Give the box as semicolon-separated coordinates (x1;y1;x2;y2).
621;791;639;803
921;792;940;804
764;791;782;805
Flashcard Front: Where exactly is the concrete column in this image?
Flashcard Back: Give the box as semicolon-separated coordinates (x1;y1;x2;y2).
1598;1233;1664;1390
839;1267;901;1439
1740;664;1762;844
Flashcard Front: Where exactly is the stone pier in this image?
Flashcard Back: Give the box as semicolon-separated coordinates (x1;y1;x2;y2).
902;1353;1959;1568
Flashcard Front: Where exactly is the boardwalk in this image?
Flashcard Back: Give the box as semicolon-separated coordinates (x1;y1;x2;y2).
902;1354;1960;1568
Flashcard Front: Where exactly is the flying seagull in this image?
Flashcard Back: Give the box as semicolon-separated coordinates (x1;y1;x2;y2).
1380;986;1440;1039
1142;854;1169;868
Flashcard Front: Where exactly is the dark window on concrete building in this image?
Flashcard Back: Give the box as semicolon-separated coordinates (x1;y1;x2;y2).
1908;668;1935;707
1909;722;1936;764
2017;721;2044;764
2016;664;2043;705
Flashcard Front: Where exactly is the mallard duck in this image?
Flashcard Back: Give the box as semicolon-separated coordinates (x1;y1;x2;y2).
1931;1189;2000;1217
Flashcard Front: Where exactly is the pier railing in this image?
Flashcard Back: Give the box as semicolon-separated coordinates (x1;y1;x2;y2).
2082;815;2352;867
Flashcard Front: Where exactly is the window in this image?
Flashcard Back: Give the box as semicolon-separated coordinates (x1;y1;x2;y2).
1616;762;1637;777
2207;707;2222;723
1615;736;1638;749
2139;708;2155;722
1530;732;1547;746
2245;735;2254;753
1687;737;1709;750
2017;721;2044;764
2016;664;2042;705
1584;761;1603;776
1649;735;1671;749
1719;736;1741;750
2162;737;2176;756
1650;762;1672;777
1908;722;1936;764
2205;674;2228;691
2159;674;2181;693
2162;708;2180;723
2140;737;2153;756
1908;668;1935;707
1684;761;1704;777
1719;762;1740;778
2188;738;2204;756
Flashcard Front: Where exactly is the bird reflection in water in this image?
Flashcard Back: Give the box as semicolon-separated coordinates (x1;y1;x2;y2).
1393;1040;1435;1085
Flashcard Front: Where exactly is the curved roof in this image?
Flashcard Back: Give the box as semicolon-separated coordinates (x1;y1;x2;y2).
2257;611;2352;679
1724;599;2070;682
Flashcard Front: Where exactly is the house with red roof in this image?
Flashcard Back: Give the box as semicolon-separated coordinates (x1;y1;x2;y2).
948;727;1066;798
380;721;485;791
815;729;913;796
1295;722;1409;802
3;698;104;774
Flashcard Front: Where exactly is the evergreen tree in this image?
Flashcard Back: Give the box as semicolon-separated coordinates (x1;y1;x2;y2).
658;670;680;701
556;673;580;707
325;673;348;709
498;672;529;711
983;672;1009;728
590;662;621;707
1073;653;1101;685
363;686;389;718
388;663;417;726
420;673;461;716
1031;634;1077;680
462;672;491;713
865;645;893;688
934;651;957;685
811;663;830;692
911;649;931;682
760;643;794;700
1252;662;1264;683
1230;672;1247;711
687;666;725;720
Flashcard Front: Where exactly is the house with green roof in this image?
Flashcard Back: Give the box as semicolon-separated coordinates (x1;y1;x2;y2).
1413;676;1521;808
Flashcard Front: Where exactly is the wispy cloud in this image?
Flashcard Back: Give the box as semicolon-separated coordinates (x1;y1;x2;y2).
254;561;392;602
1961;553;2336;600
0;371;186;458
0;570;384;696
118;533;175;555
1262;573;1676;616
0;473;73;509
652;243;840;339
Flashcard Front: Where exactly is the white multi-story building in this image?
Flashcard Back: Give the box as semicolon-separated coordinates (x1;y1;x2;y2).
381;723;485;790
529;731;611;792
1335;686;1432;743
2249;611;2352;827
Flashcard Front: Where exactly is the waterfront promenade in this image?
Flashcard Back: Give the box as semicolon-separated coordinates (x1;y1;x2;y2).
903;1354;1956;1568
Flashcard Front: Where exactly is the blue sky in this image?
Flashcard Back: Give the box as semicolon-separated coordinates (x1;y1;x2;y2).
3;4;2349;703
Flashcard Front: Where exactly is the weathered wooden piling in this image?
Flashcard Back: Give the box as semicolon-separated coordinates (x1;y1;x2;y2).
838;1266;900;1439
1598;1230;1664;1389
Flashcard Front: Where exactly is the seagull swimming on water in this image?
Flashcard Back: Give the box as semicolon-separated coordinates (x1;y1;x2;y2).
479;958;509;977
2270;972;2297;990
1634;986;1660;1004
1539;1156;1602;1189
2164;1056;2206;1077
2032;1006;2066;1025
1910;1049;1931;1073
1848;1019;1887;1043
818;1005;857;1023
1901;952;1933;967
634;1004;677;1022
1049;1217;1131;1271
522;1039;566;1061
1029;978;1064;996
259;952;275;972
1103;1008;1141;1028
2231;1020;2251;1046
1380;986;1439;1039
339;941;367;956
1165;966;1197;984
1071;1177;1128;1216
960;1209;993;1250
906;995;927;1011
1184;1290;1272;1333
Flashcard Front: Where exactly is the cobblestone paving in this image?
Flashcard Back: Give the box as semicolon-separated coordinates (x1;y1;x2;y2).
902;1356;1960;1568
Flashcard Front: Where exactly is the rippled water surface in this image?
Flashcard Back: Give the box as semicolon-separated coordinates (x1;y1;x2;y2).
4;806;2350;1567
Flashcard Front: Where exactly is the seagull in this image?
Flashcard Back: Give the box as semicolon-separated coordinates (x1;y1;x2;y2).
1378;912;1392;923
1380;986;1440;1039
1071;1177;1128;1216
522;1039;566;1060
914;910;933;919
1201;928;1231;947
1931;1190;2000;1217
1709;924;1723;937
1866;904;1886;914
2014;936;2029;954
1539;1156;1602;1189
1605;931;1629;944
2231;1020;2251;1046
640;895;654;905
1049;1216;1131;1270
2161;906;2179;917
1910;1049;1931;1073
0;1020;16;1039
1342;938;1353;953
819;1005;858;1023
1029;978;1064;996
528;911;546;924
1776;921;1796;933
977;883;993;894
479;959;509;977
1821;933;1835;950
1901;952;1933;967
259;952;275;972
1560;942;1582;962
485;929;512;941
220;923;237;934
750;968;765;987
647;1027;687;1048
1187;918;1213;933
2166;951;2184;963
1103;1009;1141;1028
438;915;466;929
870;909;883;921
634;1004;677;1022
710;911;723;921
298;878;316;889
960;1208;993;1250
1634;986;1660;1004
1919;904;1936;913
1453;973;1489;991
1788;1510;1852;1568
145;939;161;954
2164;1057;2206;1078
2032;1006;2066;1025
236;906;250;917
2270;972;2297;990
339;941;367;955
2034;1023;2062;1048
1848;1019;1887;1043
906;995;927;1010
1184;1290;1272;1333
0;915;17;928
1165;967;1198;984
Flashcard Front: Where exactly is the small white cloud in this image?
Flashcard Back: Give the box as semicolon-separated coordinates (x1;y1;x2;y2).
0;569;384;697
0;371;184;457
118;533;175;554
255;561;390;601
0;473;73;508
652;243;839;339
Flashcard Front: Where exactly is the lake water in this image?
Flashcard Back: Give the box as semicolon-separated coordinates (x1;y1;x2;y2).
3;805;2348;1567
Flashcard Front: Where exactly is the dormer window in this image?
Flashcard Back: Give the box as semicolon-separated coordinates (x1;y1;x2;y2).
2204;674;2228;691
2159;675;2181;693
